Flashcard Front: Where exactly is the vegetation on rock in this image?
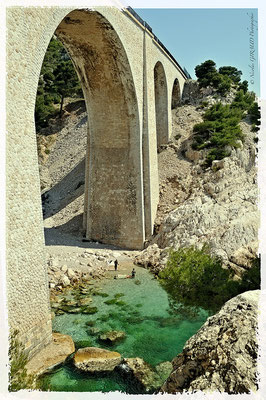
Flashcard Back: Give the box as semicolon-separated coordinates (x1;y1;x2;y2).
8;329;34;391
195;60;242;95
192;60;260;166
158;246;260;314
35;36;82;129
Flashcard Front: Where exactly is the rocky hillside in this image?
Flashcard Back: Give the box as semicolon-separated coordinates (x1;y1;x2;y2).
36;80;260;395
38;81;259;276
152;81;258;276
38;99;88;244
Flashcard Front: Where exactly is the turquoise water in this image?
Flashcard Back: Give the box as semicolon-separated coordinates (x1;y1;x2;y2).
39;266;209;393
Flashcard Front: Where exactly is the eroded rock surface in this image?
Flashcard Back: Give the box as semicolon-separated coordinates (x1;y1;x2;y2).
145;82;258;276
73;347;122;372
119;357;172;392
161;290;259;394
134;244;166;275
26;333;75;376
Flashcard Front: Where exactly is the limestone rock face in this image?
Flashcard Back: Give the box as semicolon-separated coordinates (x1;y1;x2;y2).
134;244;163;274
154;119;258;274
181;80;237;106
73;347;122;372
60;275;70;287
119;357;172;392
161;290;259;394
26;332;75;376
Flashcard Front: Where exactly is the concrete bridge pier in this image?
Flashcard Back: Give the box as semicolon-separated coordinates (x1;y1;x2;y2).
55;10;145;250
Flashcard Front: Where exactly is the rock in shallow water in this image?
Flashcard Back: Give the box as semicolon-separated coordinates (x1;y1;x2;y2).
73;347;122;372
99;330;126;344
160;290;259;394
119;357;173;392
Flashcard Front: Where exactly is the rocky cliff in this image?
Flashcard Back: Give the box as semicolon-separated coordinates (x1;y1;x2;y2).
161;290;259;394
149;81;259;276
37;82;260;394
39;84;259;276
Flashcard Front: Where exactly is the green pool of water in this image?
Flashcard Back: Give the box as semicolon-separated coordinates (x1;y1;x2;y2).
39;266;209;393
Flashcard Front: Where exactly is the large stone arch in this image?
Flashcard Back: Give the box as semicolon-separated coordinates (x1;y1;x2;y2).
54;10;144;249
171;78;181;109
6;6;145;358
154;61;168;148
6;5;188;359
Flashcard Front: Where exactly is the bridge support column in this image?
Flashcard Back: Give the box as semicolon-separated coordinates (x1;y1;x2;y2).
55;10;145;250
142;30;160;241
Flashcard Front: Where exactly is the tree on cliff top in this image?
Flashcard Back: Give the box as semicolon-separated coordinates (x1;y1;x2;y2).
195;60;244;96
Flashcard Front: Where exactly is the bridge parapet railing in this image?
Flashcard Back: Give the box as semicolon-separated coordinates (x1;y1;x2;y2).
125;6;190;80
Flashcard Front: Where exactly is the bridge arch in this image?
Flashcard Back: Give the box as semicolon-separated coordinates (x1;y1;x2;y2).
154;61;168;148
6;6;146;359
171;78;181;109
39;9;144;249
7;5;188;359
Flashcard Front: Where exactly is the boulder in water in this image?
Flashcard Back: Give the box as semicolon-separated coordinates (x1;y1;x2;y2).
73;347;122;372
119;357;172;392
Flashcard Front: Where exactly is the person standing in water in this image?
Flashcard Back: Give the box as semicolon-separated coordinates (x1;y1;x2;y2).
114;259;118;271
131;268;136;279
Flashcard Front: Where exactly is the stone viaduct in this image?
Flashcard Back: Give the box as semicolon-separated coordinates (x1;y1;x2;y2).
6;4;187;357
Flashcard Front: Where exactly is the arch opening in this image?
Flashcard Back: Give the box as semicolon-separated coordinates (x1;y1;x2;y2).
36;9;143;250
154;61;168;148
171;78;181;109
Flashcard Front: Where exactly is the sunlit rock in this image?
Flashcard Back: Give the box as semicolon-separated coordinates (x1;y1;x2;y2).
73;347;122;372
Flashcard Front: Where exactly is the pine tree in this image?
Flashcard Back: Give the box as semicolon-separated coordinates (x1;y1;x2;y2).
35;36;82;129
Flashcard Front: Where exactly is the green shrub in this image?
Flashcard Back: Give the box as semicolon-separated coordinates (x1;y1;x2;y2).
206;148;231;165
158;246;235;313
248;101;261;130
237;256;261;292
9;330;34;391
231;90;255;111
237;80;249;94
195;60;245;96
192;102;245;165
115;300;127;307
158;246;260;315
218;66;242;84
217;74;232;96
195;60;216;87
251;124;259;133
93;291;109;297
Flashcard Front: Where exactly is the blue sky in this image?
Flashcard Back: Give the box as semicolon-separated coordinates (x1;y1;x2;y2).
135;8;260;95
